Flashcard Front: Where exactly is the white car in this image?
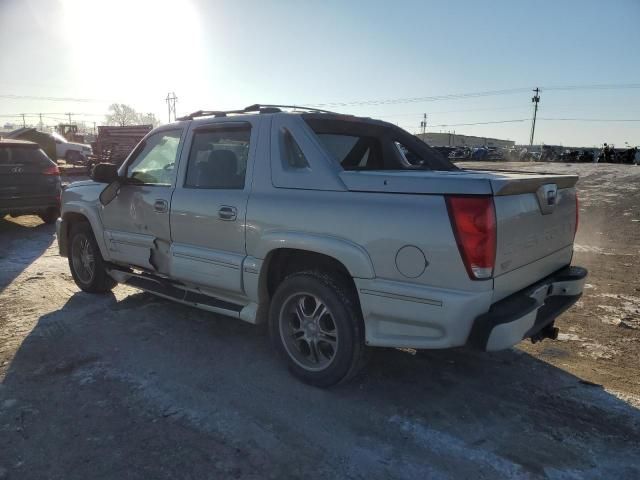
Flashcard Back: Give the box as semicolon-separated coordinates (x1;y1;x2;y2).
51;132;92;163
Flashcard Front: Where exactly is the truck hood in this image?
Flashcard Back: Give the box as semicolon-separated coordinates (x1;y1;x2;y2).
339;169;578;196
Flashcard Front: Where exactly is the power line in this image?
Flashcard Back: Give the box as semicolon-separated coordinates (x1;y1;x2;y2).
0;94;106;103
539;117;640;122
543;83;640;92
424;119;528;127
308;88;532;108
405;117;640;128
378;105;531;118
408;117;640;128
0;112;105;118
306;83;640;109
2;81;638;111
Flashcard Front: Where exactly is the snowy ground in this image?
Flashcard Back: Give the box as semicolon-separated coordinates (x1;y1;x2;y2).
0;163;639;479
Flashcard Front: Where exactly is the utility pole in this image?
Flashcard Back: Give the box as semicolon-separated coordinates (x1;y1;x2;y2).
166;92;177;123
20;113;26;128
420;113;427;136
38;113;43;131
529;87;540;146
93;121;96;136
66;112;73;124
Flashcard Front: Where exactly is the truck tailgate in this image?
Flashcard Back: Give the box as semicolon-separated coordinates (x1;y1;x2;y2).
491;173;578;302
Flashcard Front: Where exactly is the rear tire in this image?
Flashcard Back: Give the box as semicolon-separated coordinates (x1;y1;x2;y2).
269;271;367;387
68;222;116;293
39;207;60;225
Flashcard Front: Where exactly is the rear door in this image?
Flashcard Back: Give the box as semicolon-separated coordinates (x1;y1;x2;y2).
100;127;184;271
169;119;258;295
0;145;59;211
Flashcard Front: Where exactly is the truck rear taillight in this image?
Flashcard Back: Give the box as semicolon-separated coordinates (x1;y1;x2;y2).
446;195;496;280
43;164;60;175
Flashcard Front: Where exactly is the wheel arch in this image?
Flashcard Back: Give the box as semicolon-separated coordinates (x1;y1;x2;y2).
61;205;110;259
254;232;375;281
252;234;374;321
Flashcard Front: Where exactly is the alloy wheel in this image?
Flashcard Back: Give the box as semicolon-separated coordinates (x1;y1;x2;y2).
71;234;95;284
279;293;339;371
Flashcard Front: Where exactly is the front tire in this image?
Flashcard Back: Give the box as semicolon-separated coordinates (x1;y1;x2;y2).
65;151;83;164
68;222;116;293
269;271;367;387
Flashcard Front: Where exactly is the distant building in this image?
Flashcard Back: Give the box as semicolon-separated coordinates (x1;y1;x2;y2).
416;132;515;148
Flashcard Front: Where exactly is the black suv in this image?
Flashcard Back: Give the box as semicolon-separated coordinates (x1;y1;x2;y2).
0;139;61;224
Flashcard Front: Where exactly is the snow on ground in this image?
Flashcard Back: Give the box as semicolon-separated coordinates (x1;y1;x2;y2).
1;164;640;479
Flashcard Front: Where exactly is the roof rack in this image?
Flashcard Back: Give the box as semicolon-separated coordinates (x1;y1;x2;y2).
177;104;338;121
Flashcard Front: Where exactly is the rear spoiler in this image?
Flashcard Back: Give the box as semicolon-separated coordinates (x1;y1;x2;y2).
489;174;578;196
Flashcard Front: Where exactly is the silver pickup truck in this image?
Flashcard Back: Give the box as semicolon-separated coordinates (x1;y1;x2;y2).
57;104;587;386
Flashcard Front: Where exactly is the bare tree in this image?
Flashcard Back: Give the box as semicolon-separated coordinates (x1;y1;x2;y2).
138;112;160;128
105;103;140;126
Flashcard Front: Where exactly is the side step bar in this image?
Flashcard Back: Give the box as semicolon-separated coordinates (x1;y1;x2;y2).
108;267;244;318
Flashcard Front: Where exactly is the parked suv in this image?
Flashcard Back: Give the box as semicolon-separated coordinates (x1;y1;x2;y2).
0;139;61;224
57;105;586;386
52;132;92;163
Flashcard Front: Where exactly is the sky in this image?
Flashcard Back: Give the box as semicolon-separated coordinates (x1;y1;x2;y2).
0;0;639;146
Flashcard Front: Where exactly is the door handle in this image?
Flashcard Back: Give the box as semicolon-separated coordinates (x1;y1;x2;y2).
218;205;237;221
154;199;168;213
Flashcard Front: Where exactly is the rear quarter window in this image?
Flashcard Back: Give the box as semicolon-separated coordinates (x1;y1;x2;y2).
302;114;457;171
315;133;383;170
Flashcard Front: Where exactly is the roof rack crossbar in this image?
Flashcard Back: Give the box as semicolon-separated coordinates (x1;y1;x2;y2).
177;104;338;121
246;104;338;114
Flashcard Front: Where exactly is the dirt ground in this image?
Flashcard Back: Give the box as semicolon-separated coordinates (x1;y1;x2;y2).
0;162;638;479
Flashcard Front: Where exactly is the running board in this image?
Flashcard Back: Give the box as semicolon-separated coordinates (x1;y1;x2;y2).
120;272;244;318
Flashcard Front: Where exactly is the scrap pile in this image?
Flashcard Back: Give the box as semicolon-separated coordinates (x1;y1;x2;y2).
93;125;152;165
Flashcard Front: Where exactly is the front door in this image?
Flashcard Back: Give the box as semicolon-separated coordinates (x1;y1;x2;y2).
169;120;257;295
100;127;183;272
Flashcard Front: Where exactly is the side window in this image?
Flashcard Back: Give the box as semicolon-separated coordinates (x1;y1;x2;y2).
315;134;382;170
395;141;423;166
127;130;182;185
185;125;250;189
281;128;309;168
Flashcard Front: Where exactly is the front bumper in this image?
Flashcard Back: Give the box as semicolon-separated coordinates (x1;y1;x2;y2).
467;266;588;351
56;217;68;257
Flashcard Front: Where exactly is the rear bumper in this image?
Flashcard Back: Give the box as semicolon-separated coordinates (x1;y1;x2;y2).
0;199;59;216
467;266;587;351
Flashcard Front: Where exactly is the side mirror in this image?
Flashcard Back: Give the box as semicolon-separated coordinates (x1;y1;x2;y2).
93;163;122;206
99;180;122;206
92;163;120;183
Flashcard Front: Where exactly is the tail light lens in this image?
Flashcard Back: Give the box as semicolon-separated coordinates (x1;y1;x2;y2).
42;164;60;175
446;195;496;280
574;193;579;238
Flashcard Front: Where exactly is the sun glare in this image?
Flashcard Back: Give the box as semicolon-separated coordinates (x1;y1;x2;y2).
59;0;204;100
